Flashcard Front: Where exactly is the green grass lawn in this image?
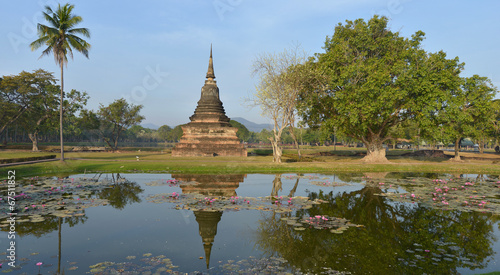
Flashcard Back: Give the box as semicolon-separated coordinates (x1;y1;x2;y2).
1;146;500;179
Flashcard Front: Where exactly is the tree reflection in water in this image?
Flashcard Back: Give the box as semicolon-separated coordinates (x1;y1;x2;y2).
96;173;144;209
0;173;144;274
256;183;496;274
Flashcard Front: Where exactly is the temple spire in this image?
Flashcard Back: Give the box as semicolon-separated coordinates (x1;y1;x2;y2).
206;44;215;80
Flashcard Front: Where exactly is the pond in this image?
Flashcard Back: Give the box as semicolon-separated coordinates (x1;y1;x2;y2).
1;172;500;274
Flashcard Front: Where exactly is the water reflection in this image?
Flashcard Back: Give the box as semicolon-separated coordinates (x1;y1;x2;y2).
1;173;498;274
256;184;497;274
96;173;144;209
174;174;244;197
173;174;246;269
9;215;87;274
0;173;143;274
271;174;301;198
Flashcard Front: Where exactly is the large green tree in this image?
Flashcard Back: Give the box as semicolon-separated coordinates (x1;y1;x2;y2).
18;84;88;151
439;75;496;160
17;83;59;151
0;69;57;139
97;98;145;151
30;3;91;161
299;16;462;162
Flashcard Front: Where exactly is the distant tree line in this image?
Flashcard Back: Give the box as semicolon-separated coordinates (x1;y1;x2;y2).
1;67;496;153
0;69;145;151
0;72;342;151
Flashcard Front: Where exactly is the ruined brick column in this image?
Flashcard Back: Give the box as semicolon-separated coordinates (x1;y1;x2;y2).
172;46;247;157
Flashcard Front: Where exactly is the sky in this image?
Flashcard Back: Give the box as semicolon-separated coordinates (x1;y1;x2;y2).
1;0;499;128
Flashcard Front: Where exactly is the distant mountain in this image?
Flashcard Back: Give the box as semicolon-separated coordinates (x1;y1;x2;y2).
141;123;159;130
231;117;272;132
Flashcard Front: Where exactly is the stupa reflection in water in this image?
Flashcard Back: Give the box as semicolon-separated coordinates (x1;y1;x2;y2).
173;174;246;269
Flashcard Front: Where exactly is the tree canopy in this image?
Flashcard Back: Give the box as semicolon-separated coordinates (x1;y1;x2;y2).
80;98;145;151
439;75;497;159
0;69;57;137
299;16;463;162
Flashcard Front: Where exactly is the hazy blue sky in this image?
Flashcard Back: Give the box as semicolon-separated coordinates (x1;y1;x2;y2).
1;0;499;128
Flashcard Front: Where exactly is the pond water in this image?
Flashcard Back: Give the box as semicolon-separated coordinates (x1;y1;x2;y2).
1;172;500;274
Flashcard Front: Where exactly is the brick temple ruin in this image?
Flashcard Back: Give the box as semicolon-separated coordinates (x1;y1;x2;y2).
171;46;247;157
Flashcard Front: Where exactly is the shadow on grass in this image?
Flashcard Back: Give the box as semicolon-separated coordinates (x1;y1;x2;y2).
388;156;451;163
66;153;159;160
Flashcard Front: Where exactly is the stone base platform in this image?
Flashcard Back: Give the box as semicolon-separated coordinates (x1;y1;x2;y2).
171;124;247;157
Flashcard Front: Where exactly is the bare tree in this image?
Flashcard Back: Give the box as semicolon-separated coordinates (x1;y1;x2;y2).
250;45;307;163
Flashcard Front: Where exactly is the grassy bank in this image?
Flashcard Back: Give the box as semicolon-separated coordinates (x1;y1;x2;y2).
1;148;500;179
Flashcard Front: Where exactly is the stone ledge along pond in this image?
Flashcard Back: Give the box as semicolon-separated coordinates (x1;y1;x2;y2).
0;172;499;274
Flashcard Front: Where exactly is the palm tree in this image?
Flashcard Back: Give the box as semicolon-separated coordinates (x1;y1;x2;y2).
30;3;90;161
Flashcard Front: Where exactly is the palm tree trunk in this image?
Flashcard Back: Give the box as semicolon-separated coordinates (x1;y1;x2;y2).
58;217;62;274
60;64;65;161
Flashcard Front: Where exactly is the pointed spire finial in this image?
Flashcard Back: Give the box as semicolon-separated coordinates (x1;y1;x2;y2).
204;242;212;269
206;44;215;80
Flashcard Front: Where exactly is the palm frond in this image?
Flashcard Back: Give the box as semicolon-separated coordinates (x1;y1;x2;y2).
42;6;59;28
31;3;90;67
40;44;54;58
68;27;90;38
67;35;90;57
65;16;83;30
30;35;49;51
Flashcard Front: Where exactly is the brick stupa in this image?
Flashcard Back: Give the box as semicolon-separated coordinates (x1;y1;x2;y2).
172;46;247;157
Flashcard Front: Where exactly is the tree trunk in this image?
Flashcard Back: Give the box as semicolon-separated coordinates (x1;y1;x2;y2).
103;137;114;151
288;175;300;197
288;126;301;159
28;132;39;152
113;128;123;151
479;138;485;154
60;64;65;161
362;137;389;163
453;137;461;161
269;137;282;163
271;174;282;197
114;137;119;151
